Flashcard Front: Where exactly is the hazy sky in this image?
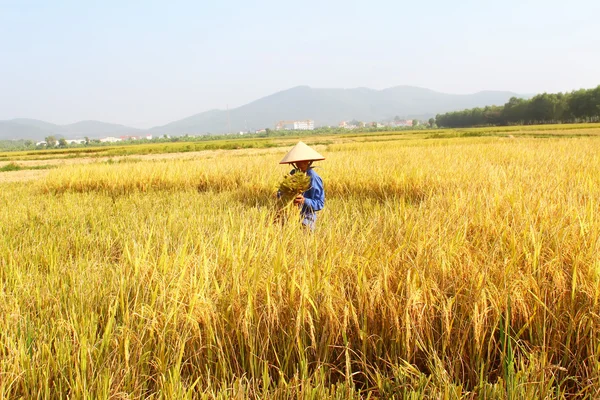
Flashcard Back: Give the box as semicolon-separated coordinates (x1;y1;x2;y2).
1;0;598;128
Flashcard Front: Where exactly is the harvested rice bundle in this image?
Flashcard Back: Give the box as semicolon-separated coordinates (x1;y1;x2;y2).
275;171;311;224
277;171;311;204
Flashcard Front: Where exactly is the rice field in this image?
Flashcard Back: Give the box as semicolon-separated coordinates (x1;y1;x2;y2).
1;134;600;398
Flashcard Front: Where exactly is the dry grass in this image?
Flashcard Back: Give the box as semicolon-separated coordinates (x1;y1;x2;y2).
0;169;49;183
1;136;599;398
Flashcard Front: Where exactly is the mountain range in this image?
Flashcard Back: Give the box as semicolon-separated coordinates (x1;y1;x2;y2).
0;86;522;140
0;119;141;141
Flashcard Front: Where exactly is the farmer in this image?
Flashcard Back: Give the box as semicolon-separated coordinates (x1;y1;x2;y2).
279;141;325;229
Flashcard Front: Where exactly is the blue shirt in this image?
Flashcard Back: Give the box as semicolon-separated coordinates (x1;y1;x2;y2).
291;167;325;228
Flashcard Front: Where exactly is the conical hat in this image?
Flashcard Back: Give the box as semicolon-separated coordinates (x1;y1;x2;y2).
279;141;325;164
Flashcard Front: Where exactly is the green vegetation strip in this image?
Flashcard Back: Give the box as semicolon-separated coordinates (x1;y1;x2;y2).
2;123;600;162
0;162;56;172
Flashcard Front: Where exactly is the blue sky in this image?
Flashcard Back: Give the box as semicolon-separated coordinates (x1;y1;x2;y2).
1;0;598;128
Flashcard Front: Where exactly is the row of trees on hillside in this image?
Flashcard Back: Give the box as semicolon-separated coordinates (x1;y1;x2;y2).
436;86;600;128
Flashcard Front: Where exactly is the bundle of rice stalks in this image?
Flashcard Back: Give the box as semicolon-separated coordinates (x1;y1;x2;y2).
278;171;311;203
275;170;311;224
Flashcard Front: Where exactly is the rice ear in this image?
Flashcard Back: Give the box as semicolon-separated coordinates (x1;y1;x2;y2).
275;171;311;218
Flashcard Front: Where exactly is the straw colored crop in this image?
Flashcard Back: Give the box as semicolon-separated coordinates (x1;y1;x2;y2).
275;171;312;225
1;136;599;398
277;170;311;202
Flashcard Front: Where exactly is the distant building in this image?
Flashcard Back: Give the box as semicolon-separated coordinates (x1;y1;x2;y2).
294;120;314;130
392;119;413;127
65;139;86;145
119;135;143;140
339;120;362;129
99;137;122;143
36;140;61;147
275;120;315;131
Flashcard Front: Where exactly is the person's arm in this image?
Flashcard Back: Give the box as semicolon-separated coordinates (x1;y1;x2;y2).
302;174;325;211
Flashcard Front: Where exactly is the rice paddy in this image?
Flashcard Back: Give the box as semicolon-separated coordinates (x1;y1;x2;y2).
1;130;600;398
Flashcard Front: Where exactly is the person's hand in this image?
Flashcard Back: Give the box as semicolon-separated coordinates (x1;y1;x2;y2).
293;194;305;206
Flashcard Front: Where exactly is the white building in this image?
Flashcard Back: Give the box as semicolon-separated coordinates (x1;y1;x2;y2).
276;120;315;131
119;135;152;140
35;141;60;147
99;137;122;143
293;120;314;130
65;139;86;145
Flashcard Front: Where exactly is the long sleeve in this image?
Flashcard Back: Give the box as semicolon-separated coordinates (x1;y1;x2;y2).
302;170;325;213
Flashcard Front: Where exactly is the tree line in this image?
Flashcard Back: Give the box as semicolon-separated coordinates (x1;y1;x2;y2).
436;85;600;128
0;125;434;152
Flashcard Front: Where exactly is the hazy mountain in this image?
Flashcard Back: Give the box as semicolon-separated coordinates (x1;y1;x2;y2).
2;86;523;139
151;85;522;135
59;121;141;137
0;119;140;141
0;121;52;141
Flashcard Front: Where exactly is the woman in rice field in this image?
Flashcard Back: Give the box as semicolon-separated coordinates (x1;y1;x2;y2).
279;141;325;230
